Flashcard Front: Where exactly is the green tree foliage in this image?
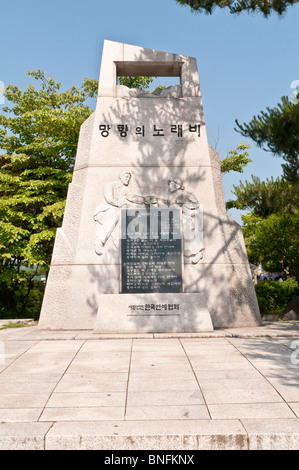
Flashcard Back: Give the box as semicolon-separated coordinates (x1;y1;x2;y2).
220;142;252;175
118;76;154;89
235;96;299;183
255;277;299;315
175;0;299;16
229;175;299;282
228;86;299;286
0;70;98;317
227;175;299;216
242;211;299;282
0;72;169;318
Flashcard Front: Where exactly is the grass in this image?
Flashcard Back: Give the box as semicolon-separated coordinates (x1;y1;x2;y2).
0;320;36;330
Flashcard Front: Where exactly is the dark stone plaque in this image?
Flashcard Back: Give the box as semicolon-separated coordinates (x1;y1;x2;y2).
121;208;182;294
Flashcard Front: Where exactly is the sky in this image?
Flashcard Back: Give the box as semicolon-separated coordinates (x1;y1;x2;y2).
1;0;298;224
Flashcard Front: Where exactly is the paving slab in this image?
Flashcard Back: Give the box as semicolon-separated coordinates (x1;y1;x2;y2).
0;422;52;450
45;419;248;450
242;418;299;450
0;322;298;450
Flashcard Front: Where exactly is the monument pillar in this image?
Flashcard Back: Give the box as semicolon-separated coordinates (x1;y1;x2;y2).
38;40;261;332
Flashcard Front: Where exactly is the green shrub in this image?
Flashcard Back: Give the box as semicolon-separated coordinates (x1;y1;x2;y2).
0;281;45;321
255;278;299;315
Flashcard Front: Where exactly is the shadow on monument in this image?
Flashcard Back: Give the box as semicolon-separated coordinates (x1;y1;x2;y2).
38;41;261;331
85;44;261;332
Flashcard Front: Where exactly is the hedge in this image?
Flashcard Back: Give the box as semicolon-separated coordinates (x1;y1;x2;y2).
254;277;299;315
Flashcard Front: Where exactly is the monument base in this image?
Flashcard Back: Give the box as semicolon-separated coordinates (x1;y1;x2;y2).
93;293;213;333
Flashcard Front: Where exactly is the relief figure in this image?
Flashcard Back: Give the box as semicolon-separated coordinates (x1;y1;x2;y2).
93;171;144;255
145;178;204;264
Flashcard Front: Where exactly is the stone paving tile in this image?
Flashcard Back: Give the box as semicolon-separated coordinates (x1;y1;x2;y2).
80;339;132;352
131;351;188;367
189;354;249;365
245;359;298;373
154;331;229;339
197;377;279;391
0;340;38;354
0;325;299;449
126;390;205;407
19;329;81;340
125;405;210;420
70;352;131;365
40;406;125;422
129;370;195;381
193;361;254;372
0;341;38;370
0;393;50;408
59;372;128;382
27;340;85;353
128;378;199;392
46;392;126;408
181;338;235;349
0;327;39;340
0;408;43;423
0;372;63;383
132;338;183;352
276;337;299;348
241;418;299;450
289;403;299;417
55;379;127;393
91;333;153;340
130;359;190;371
192;368;262;380
208;403;296;420
3;350;77;375
199;379;284;404
265;380;299;402
0;422;53;450
45;419;247;450
0;382;56;394
66;362;130;374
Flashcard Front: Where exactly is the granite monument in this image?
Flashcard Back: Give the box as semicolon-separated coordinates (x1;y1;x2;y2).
38;40;261;332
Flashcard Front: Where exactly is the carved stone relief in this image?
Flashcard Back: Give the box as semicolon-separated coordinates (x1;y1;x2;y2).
93;173;204;264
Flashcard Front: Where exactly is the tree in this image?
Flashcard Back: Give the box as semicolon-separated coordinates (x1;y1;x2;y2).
227;175;299;216
242;211;299;282
118;76;154;89
0;72;172;317
220;142;252;175
0;70;98;317
235;96;299;183
229;89;299;291
175;0;299;16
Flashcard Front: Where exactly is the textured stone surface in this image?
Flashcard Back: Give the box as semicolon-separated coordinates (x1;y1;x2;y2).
45;419;247;450
39;40;261;331
94;293;214;333
0;324;299;449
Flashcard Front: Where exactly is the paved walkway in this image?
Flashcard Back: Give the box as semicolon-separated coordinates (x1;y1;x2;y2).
0;321;299;450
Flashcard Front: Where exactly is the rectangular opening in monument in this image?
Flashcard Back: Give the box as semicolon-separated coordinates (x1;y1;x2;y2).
115;61;183;78
115;61;182;89
121;208;183;294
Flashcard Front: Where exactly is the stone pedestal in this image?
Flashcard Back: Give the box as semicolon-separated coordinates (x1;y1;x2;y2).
93;293;213;333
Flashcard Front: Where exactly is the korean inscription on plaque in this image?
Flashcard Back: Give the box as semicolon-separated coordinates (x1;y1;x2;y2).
121;208;182;294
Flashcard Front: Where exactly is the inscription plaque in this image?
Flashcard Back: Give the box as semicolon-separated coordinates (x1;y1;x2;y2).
121;208;182;294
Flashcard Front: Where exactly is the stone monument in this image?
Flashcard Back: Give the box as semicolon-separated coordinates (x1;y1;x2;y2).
38;40;262;332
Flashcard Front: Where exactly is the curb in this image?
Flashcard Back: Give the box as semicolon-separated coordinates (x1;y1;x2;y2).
1;418;299;450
